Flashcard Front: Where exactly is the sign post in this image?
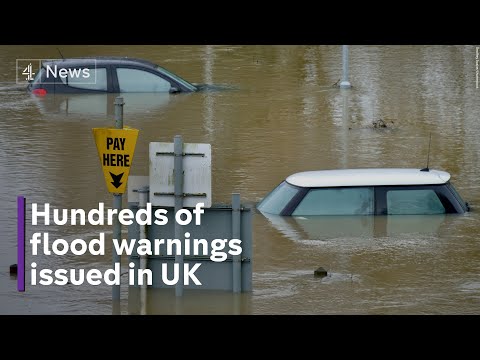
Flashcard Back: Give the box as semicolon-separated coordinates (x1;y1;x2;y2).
149;137;212;298
340;45;351;89
173;135;184;297
92;97;139;306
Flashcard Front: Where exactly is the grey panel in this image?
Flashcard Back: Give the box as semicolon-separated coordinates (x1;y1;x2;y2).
127;203;252;291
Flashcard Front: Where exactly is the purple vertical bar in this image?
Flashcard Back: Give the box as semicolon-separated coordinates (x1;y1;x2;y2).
17;196;25;292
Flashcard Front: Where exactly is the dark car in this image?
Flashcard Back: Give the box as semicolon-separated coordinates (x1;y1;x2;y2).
27;57;199;95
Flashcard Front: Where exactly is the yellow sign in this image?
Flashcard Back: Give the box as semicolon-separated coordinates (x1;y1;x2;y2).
92;127;139;194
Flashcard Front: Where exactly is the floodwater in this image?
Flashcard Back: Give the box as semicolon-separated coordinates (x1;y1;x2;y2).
0;45;479;314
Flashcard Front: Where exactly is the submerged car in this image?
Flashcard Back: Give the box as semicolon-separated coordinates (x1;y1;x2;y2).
27;57;199;95
257;168;469;216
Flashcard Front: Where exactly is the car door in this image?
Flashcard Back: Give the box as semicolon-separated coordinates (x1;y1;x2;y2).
111;65;177;93
374;185;456;215
56;65;111;93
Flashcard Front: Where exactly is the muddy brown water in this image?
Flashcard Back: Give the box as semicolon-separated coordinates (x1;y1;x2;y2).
0;45;479;314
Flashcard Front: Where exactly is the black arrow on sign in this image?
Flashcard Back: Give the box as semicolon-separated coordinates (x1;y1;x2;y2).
110;172;124;188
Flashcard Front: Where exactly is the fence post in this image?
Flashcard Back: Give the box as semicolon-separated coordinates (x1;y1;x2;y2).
340;45;351;89
174;135;184;297
112;96;124;305
232;193;241;293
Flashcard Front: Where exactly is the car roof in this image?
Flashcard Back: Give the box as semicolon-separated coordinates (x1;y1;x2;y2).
286;168;451;187
41;57;159;69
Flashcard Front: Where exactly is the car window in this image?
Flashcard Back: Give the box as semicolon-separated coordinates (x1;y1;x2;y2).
155;65;197;91
257;181;300;215
446;183;466;209
386;189;445;215
60;67;108;91
292;187;374;216
32;67;45;84
116;68;171;92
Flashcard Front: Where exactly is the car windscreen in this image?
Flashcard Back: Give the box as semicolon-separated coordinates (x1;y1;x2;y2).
446;182;468;211
31;67;45;84
156;65;197;91
257;181;300;215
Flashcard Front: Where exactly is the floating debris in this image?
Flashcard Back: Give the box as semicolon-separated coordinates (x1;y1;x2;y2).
372;119;395;129
314;266;328;278
9;264;17;275
372;119;387;128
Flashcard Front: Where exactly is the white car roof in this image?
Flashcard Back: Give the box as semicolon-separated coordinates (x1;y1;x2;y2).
286;168;451;188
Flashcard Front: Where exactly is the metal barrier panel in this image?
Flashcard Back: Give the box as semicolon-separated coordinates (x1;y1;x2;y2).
127;204;252;292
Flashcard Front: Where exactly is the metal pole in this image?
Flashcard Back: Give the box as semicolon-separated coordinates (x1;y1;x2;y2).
341;90;349;168
138;186;149;315
174;135;184;297
112;96;124;304
340;45;351;89
115;97;124;128
232;193;241;293
233;294;241;315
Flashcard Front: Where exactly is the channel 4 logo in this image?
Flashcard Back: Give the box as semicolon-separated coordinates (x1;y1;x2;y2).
16;59;96;85
16;59;41;84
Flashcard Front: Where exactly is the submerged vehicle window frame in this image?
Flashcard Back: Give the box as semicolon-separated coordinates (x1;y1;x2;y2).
115;67;172;93
257;181;305;215
375;184;465;215
59;67;109;92
28;59;199;94
258;182;467;216
155;65;197;91
292;186;375;216
445;182;468;212
384;188;446;215
31;67;45;84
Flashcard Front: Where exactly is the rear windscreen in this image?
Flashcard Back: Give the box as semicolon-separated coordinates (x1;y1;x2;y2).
32;67;45;84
